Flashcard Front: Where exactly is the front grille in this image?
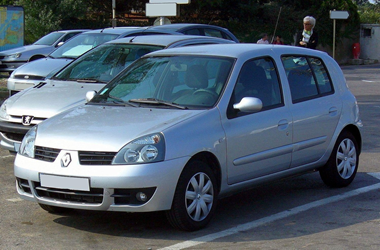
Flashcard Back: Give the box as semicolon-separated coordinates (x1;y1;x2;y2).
14;75;45;80
9;115;46;124
35;146;61;162
34;182;103;204
3;132;24;142
79;151;116;165
17;178;32;194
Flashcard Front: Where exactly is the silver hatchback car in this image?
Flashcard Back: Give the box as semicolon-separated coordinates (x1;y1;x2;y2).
14;44;362;231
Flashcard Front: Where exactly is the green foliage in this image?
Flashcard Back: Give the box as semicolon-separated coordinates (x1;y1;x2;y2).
0;0;14;5
175;0;360;46
3;0;364;47
358;2;380;23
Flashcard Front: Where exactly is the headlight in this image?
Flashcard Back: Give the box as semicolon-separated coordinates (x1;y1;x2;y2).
112;133;165;164
0;100;10;120
19;126;37;158
4;53;21;60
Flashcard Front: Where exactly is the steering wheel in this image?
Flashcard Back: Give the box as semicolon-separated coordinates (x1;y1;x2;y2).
192;89;218;99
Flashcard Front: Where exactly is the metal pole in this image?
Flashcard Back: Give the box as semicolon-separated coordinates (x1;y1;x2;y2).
112;0;116;28
271;7;282;43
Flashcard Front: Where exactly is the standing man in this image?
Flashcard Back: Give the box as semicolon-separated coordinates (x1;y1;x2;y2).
297;16;318;49
257;33;269;44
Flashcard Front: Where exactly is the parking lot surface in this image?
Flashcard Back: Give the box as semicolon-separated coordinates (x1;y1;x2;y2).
1;63;380;249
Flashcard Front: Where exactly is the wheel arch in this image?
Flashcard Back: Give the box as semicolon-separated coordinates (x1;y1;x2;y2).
29;54;46;62
187;151;222;194
341;124;362;154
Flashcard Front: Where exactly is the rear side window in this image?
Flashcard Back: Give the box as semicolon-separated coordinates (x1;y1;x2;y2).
61;32;81;43
281;56;334;103
204;28;224;39
183;29;201;35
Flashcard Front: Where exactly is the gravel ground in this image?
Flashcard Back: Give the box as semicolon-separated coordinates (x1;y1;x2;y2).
0;73;8;89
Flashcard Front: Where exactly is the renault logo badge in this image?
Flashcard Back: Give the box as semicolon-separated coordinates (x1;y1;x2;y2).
61;153;72;167
22;115;34;126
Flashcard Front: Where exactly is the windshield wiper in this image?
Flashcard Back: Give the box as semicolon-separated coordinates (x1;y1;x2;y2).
108;95;138;107
59;56;77;60
129;98;188;110
76;78;106;83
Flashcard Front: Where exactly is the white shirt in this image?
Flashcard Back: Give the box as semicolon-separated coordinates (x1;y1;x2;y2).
257;39;269;44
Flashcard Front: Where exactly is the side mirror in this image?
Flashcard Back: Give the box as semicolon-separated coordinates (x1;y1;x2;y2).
57;41;65;47
86;90;97;102
233;97;262;113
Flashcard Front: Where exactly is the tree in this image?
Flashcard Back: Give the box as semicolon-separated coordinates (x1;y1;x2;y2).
0;0;14;5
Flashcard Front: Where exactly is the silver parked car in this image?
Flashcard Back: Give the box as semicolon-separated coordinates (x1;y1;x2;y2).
14;44;362;231
0;35;235;152
0;29;87;73
7;27;151;95
7;23;239;95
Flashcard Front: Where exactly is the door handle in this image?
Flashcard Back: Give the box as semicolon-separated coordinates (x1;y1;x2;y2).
278;119;289;131
329;107;338;116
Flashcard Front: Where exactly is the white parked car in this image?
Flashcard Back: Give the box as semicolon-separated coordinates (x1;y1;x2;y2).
0;29;87;74
14;44;362;231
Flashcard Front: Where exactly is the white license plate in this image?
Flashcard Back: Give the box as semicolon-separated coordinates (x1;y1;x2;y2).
40;174;90;191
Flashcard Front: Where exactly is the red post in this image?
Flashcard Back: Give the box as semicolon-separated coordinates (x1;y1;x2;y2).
352;43;360;59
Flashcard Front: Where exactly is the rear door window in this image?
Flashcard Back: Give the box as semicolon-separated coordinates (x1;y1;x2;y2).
281;56;334;103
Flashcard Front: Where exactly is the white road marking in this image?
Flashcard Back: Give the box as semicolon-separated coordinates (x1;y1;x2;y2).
160;172;380;250
7;198;23;202
362;80;379;83
0;155;15;159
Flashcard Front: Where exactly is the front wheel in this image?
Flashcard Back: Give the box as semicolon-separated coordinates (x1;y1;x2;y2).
319;131;359;188
166;160;218;231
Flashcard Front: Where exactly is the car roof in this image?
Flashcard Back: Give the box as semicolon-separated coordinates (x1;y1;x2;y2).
145;43;329;59
146;23;239;42
81;27;150;36
104;35;236;47
147;23;228;31
52;29;90;33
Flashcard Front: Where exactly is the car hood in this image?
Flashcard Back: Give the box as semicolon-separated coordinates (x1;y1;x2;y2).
0;45;50;56
13;58;72;77
6;80;106;118
36;104;205;152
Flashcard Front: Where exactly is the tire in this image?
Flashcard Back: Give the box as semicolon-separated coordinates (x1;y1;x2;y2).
38;204;72;214
319;131;359;188
166;160;218;231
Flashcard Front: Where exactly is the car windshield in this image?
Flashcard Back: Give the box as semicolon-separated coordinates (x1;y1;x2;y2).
53;43;163;83
34;32;64;46
49;33;119;59
90;55;234;109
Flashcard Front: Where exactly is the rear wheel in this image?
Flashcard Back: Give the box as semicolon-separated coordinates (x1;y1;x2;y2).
166;160;218;231
319;131;359;187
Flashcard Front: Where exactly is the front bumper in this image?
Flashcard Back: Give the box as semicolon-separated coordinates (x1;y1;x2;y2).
14;151;188;212
0;121;32;152
0;60;27;73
